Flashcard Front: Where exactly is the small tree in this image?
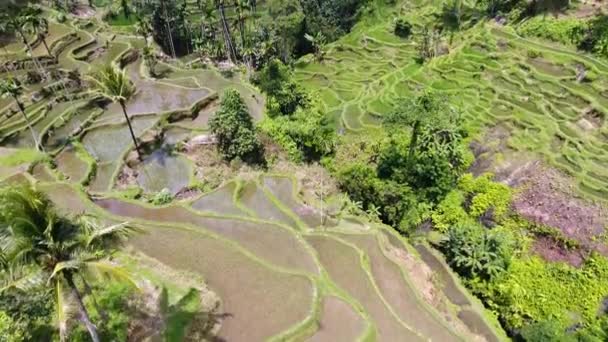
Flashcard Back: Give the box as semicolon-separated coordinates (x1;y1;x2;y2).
417;26;440;62
254;59;308;117
440;224;512;280
24;7;51;56
384;90;451;163
0;79;41;151
88;65;142;160
0;185;137;342
304;32;326;61
209;89;263;163
135;16;152;44
394;18;412;38
142;46;157;77
120;0;130;19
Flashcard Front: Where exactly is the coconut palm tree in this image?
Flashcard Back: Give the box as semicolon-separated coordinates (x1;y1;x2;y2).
0;184;137;342
216;0;237;63
0;6;47;78
304;32;326;62
160;0;177;58
23;7;52;57
142;46;157;77
234;0;249;52
0;79;41;151
135;16;152;45
200;0;217;43
88;64;143;160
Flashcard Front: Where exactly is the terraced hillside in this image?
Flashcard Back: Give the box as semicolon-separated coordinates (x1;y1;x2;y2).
295;1;608;202
0;3;506;341
35;176;501;341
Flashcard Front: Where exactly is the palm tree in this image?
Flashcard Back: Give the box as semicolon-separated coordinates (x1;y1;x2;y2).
23;7;52;57
88;64;143;160
0;79;41;151
304;32;326;62
200;0;217;44
0;6;47;78
234;0;249;52
384;90;449;163
0;184;137;342
142;46;157;77
216;0;237;63
160;0;177;58
135;16;152;45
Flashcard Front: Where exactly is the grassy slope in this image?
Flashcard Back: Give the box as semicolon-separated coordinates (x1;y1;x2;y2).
295;0;608;203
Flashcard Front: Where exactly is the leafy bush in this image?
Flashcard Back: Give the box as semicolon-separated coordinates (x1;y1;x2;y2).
254;59;309;117
383;91;471;203
517;16;585;46
576;14;608;58
337;163;416;228
149;188;173;205
458;173;511;219
259;102;336;161
69;282;133;342
432;173;511;231
440;224;513;281
209;89;264;163
0;288;54;341
481;255;608;331
394;18;412;38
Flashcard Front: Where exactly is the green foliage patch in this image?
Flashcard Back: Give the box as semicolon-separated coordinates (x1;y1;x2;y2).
481;255;608;333
209;89;264;164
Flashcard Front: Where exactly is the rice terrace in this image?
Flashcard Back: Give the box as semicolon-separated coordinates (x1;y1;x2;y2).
1;0;608;341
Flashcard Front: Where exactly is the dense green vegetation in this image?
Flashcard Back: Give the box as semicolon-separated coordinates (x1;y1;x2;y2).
209;88;263;163
2;0;608;340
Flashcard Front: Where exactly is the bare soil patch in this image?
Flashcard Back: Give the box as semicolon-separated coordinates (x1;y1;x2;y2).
72;4;96;19
531;236;586;267
510;163;608;259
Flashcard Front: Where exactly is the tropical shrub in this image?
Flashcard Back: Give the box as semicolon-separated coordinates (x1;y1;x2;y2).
481;255;608;331
254;59;309;117
0;288;54;341
576;14;608;58
432;173;511;231
337;163;416;228
440;224;513;281
517;16;585;46
209;89;264;163
394;18;412;38
69;283;133;341
383;91;471;202
149;188;173;205
259;102;336;161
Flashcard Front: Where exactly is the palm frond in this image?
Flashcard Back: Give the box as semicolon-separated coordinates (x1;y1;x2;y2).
55;278;77;341
87;64;135;104
76;215;138;250
0;266;46;292
49;260;82;283
83;260;139;289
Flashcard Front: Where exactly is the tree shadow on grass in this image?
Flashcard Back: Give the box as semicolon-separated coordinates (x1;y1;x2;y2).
161;287;232;342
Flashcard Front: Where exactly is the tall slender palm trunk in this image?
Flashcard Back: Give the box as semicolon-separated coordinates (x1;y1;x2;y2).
14;97;41;151
120;101;142;160
218;2;237;63
65;273;100;342
407;121;420;163
238;15;246;52
161;0;177;58
40;36;52;57
16;29;47;79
